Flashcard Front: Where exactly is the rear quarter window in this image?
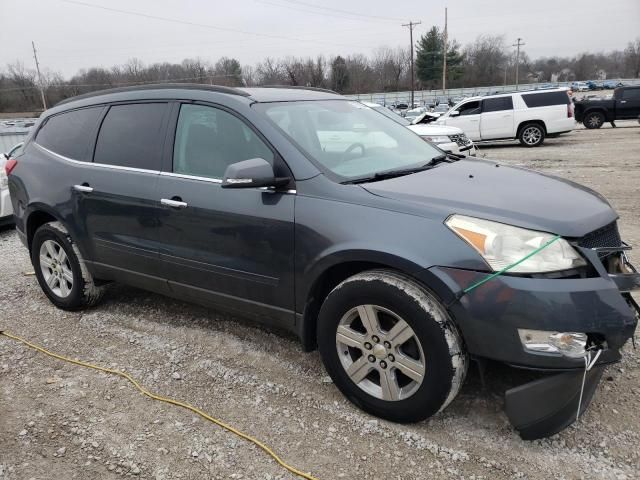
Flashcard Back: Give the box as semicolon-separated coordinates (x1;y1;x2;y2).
94;103;167;170
521;91;570;108
36;107;103;161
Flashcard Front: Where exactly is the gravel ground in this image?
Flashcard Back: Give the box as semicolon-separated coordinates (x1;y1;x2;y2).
1;122;639;480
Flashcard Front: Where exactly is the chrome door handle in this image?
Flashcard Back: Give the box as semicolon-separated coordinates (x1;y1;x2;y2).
73;184;93;193
161;198;188;209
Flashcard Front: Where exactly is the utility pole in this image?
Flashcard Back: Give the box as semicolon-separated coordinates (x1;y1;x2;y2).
512;37;525;91
442;7;447;95
32;41;47;110
402;20;421;107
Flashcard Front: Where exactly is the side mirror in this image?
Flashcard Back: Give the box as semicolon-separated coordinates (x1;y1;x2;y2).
221;158;291;189
449;110;460;117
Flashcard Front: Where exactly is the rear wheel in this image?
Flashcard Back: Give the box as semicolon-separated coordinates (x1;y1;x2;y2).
583;111;604;129
518;123;545;147
32;221;104;310
317;270;467;423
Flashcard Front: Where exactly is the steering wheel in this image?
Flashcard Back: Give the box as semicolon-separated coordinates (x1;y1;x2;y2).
342;142;366;160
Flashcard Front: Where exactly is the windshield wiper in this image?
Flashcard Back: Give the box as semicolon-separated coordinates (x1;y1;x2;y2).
429;152;465;165
342;163;435;184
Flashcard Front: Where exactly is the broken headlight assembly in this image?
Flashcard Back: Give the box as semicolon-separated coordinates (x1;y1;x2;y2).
446;215;586;273
518;329;588;358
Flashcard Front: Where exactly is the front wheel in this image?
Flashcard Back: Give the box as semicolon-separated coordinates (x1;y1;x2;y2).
317;270;467;423
518;123;545;147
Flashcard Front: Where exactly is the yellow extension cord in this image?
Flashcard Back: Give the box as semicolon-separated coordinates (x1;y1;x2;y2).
0;330;319;480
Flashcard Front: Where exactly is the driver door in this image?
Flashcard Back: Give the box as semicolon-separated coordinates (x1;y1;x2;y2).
155;102;296;328
444;100;482;140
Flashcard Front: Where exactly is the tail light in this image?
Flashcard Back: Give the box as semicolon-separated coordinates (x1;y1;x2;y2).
567;103;574;118
4;158;18;176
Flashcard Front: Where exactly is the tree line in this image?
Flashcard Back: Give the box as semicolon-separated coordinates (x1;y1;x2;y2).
1;30;639;113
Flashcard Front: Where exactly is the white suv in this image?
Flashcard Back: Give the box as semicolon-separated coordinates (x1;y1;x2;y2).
435;89;575;147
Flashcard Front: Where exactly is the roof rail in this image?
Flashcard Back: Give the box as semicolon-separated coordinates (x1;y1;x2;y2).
259;85;338;95
55;83;250;107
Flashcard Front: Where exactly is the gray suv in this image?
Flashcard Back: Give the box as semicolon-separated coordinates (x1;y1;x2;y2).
7;85;639;440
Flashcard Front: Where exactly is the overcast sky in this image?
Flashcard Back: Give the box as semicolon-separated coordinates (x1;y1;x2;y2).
1;0;639;78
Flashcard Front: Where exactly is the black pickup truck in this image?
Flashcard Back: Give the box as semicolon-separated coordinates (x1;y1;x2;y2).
574;85;640;128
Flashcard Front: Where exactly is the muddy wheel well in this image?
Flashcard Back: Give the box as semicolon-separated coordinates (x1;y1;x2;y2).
301;261;399;351
26;210;57;252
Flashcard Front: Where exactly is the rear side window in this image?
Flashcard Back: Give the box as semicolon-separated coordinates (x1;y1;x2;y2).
483;96;513;112
521;91;570;108
36;107;102;161
94;103;167;170
173;104;274;179
621;88;640;100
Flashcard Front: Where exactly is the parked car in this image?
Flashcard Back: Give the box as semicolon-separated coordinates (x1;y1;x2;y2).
433;103;450;115
436;88;575;147
403;107;427;123
8;84;639;440
574;85;640;128
586;80;603;90
1;142;23;227
363;102;476;155
603;80;624;89
571;82;590;92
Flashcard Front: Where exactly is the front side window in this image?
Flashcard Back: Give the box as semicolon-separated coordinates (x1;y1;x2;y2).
94;103;167;170
457;101;481;116
36;107;103;161
173;104;274;179
483;97;514;112
254;100;441;180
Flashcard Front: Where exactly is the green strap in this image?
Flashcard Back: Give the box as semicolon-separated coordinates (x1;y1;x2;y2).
462;235;561;294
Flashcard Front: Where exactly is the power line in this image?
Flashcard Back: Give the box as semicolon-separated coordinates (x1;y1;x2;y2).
277;0;405;22
0;73;246;93
254;0;396;24
57;0;374;50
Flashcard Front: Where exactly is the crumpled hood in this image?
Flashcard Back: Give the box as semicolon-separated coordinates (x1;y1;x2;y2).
362;159;617;238
407;123;464;136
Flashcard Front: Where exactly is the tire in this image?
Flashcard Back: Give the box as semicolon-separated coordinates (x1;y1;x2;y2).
583;111;604;129
31;221;105;310
518;123;545;147
317;270;467;423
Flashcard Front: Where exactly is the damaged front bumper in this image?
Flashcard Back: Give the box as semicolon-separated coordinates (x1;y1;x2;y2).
420;245;639;440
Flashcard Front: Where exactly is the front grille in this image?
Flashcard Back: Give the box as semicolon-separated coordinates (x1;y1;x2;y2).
578;222;623;256
448;134;470;146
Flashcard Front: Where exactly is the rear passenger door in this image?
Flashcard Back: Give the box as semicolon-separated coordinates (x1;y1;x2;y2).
155;102;296;328
480;96;514;140
74;102;170;290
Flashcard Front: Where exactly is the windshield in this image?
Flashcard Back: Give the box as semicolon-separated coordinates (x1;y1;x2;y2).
370;106;410;126
255;100;441;180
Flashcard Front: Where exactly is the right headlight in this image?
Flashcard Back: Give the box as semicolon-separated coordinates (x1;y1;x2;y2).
445;215;586;273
